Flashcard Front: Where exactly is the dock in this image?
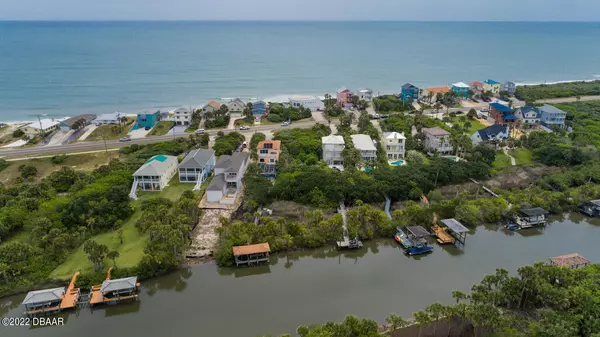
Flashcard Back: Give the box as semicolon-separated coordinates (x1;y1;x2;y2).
550;253;591;269
89;268;140;306
232;243;271;266
432;225;455;244
23;272;81;316
439;218;469;245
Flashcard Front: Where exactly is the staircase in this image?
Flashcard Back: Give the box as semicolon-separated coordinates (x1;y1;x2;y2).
384;196;392;219
129;181;138;200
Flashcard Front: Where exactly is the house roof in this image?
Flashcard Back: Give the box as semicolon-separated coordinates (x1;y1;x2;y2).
383;132;406;140
257;140;281;150
61;114;97;127
519;106;541;118
452;82;470;88
289;95;319;101
440;218;469;234
406;226;430;238
476;124;509;141
138;110;160;116
205;101;221;109
178;149;215;169
252;100;266;106
484;79;501;85
539;104;567;116
228;98;245;106
101;277;138;293
550;253;591;268
423;127;450;137
337;87;351;93
172;107;190;113
24;118;61;130
351;134;377;151
502;114;517;120
520;207;549;217
426;86;451;93
22;287;65;305
402;83;418;90
96;112;122;121
590;199;600;207
490;103;514;113
207;174;226;191
214;152;249;173
232;243;271;256
133;154;177;177
469;81;484;87
322;135;345;145
358;88;373;93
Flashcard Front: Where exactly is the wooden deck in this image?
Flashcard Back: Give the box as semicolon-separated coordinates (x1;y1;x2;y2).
432;225;455;244
60;272;80;309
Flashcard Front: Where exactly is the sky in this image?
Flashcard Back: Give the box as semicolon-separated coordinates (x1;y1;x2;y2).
1;0;599;21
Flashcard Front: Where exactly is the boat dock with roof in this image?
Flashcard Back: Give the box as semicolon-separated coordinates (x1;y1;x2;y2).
89;268;140;307
232;243;271;266
23;272;81;316
550;253;591;269
581;199;600;217
514;207;549;229
439;218;469;245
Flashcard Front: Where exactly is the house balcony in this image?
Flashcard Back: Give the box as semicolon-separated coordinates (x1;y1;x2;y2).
225;173;238;181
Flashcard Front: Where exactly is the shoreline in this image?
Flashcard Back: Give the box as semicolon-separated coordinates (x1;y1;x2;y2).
1;78;599;124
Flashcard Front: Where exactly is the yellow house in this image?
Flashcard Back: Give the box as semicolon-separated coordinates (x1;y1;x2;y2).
483;80;502;95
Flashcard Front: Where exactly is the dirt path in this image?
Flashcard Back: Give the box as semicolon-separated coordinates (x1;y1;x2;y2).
186;209;233;258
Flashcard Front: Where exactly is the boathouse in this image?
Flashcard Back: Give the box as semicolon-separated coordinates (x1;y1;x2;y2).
90;269;140;307
550;253;591;269
439;218;469;245
22;272;80;315
514;207;549;229
232;243;271;266
406;226;431;242
581;200;600;217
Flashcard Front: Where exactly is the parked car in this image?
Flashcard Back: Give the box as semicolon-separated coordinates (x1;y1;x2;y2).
242;141;247;148
195;129;205;134
239;125;250;130
480;107;489;112
455;110;464;114
281;121;290;126
379;114;389;119
119;137;131;142
144;126;151;131
370;114;380;119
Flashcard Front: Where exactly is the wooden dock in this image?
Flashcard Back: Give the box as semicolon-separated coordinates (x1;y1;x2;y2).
60;272;81;309
432;225;455;244
89;268;140;306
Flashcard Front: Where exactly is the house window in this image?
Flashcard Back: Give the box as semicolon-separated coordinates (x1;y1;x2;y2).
259;149;268;154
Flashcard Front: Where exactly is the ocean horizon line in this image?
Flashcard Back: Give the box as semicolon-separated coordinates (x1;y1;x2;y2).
2;19;600;23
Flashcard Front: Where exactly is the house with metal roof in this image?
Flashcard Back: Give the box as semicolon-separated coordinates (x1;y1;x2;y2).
470;124;510;146
422;127;453;155
515;106;541;126
358;88;373;101
514;207;549;229
227;98;246;117
207;152;250;204
22;287;66;312
483;79;502;95
178;149;215;188
59;114;97;131
538;104;567;129
336;87;354;108
131;155;178;198
322;135;345;168
100;277;139;297
503;81;517;95
489;103;516;126
95;112;123;126
400;83;419;102
257;140;281;177
20;118;62;135
351;134;377;163
451;82;470;99
382;132;406;161
172;107;192;125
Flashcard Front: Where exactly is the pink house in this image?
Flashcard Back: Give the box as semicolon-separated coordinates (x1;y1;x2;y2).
336;87;353;108
469;81;484;93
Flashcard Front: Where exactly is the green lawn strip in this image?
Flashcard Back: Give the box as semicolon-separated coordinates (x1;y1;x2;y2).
85;118;135;141
137;176;195;202
147;121;175;136
509;148;533;165
492;151;512;170
448;116;486;134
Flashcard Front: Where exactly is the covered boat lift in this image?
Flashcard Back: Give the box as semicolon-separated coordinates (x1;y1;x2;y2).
581;199;600;217
440;218;469;245
405;226;431;242
232;243;271;266
550;253;591;269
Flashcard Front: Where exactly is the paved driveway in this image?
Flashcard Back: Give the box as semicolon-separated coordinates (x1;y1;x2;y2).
129;128;151;139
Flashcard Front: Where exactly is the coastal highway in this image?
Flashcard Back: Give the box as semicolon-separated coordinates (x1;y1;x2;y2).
0;120;318;158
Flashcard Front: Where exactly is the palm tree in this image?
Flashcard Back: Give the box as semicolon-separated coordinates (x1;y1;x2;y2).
413;310;432;337
452;290;468;303
385;313;408;335
425;303;445;336
106;251;120;268
117;229;124;244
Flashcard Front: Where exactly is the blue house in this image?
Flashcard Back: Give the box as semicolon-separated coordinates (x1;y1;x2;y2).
401;83;419;102
252;101;267;115
503;81;516;96
451;82;470;99
538;104;567;129
137;110;160;129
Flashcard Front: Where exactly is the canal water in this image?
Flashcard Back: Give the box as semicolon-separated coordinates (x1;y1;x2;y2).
2;214;600;337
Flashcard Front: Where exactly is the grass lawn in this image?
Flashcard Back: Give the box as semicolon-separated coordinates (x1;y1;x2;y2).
85;118;135;141
0;152;116;186
448;116;486;134
234;117;254;126
137;176;195;201
147;121;175;136
510;148;534;165
492;151;512;170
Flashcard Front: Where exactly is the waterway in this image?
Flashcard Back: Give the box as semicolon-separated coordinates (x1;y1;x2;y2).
1;213;600;337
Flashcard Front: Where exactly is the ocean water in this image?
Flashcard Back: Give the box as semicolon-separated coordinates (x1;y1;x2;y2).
1;21;600;122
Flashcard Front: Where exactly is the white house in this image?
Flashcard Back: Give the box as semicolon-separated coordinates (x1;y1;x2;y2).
20;118;61;135
382;132;406;161
178;149;215;188
423;127;453;155
357;88;374;102
173;107;191;125
539;104;567;129
94;112;122;126
351;134;377;163
322;135;345;167
227;98;246;117
470;124;510;146
289;95;324;111
207;152;250;204
515;106;541;125
131;155;178;198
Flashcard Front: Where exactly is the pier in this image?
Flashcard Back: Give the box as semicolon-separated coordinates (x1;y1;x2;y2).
581;199;600;217
439;218;469;245
89;268;140;306
23;272;81;316
550;253;591;269
514;207;549;229
232;243;271;266
431;225;455;244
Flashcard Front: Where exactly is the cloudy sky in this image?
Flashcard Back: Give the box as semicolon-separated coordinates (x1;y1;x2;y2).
1;0;599;21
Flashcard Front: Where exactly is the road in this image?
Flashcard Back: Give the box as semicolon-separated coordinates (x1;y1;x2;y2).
0;120;318;158
535;95;600;104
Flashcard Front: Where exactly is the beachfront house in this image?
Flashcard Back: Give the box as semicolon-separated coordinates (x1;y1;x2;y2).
322;135;345;168
515;106;541;125
483;79;502;95
539;104;567;129
20;118;61;135
227;98;246;117
202;101;221;114
401;83;419;102
382;132;406;161
423;127;453;155
257;140;281;177
252;101;267;116
131;155;178;196
336;87;354;108
136;110;160;129
358;88;373;102
504;81;517;95
207;152;250;204
422;86;451;103
451;82;470;99
489;103;517;126
58;114;97;131
351;134;377;163
173;107;191;125
470;124;510;146
469;81;484;95
289;95;324;111
178;149;215;186
94;112;122;126
22;287;66;313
